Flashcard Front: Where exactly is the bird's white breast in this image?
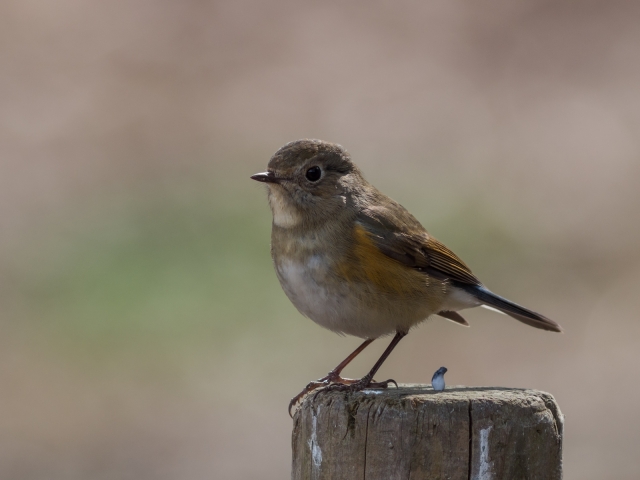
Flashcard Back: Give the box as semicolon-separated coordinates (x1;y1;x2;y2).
276;255;337;326
274;253;434;339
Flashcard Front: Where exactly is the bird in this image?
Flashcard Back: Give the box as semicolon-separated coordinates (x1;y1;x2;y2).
251;139;562;416
431;366;447;392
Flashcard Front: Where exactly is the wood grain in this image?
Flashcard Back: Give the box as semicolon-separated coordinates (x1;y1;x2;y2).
291;385;563;480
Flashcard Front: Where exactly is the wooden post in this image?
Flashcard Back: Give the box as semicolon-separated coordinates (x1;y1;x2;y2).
292;384;563;480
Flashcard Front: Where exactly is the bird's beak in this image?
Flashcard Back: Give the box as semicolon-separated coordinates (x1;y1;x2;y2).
250;171;280;184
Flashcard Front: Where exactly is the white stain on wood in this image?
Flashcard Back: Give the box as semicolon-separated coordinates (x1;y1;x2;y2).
476;425;493;480
308;406;322;470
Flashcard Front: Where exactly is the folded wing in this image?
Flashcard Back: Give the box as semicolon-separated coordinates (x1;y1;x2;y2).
356;199;562;332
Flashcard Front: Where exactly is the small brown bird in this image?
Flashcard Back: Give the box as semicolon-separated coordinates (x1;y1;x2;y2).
251;139;562;415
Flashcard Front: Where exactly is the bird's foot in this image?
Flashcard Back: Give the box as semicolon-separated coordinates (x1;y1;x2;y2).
288;372;358;417
310;375;398;402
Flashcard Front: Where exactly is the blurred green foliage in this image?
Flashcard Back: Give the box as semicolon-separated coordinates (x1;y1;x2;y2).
8;178;295;363
7;169;534;366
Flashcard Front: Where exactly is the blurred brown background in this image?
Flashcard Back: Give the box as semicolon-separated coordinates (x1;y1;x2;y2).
1;0;639;478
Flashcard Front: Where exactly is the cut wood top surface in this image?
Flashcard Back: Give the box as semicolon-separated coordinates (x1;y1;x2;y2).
297;384;559;406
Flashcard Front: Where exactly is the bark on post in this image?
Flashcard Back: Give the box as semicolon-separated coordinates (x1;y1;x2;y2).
291;385;563;480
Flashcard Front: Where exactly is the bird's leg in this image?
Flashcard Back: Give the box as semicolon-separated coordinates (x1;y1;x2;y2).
356;330;407;389
288;338;374;416
317;331;407;395
322;338;375;383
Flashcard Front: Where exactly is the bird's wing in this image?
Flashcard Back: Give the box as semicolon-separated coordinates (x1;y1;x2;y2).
356;200;563;332
356;201;481;286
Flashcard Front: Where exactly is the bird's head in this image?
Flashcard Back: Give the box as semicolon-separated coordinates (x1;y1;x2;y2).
251;139;363;228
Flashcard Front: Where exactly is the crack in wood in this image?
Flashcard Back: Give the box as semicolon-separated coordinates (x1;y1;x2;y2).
292;386;563;480
468;399;473;480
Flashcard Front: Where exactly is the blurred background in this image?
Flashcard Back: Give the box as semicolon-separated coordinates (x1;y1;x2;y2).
1;0;639;478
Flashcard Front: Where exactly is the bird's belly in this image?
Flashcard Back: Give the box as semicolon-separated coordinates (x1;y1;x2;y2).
274;255;439;338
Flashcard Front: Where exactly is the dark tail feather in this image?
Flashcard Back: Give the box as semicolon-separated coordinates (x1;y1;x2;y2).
437;310;470;326
459;284;563;333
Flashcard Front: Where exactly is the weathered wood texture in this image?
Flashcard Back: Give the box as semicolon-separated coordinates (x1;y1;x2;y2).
292;385;563;480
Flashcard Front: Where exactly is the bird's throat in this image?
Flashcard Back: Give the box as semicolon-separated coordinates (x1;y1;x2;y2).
267;188;302;228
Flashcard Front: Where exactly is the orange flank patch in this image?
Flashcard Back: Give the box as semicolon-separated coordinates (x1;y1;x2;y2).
336;225;426;295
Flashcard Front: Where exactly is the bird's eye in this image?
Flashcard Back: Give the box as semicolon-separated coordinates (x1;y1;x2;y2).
305;166;322;182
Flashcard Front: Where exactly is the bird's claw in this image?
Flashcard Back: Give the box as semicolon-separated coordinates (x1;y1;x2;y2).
310;378;396;402
313;377;398;399
288;373;358;417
